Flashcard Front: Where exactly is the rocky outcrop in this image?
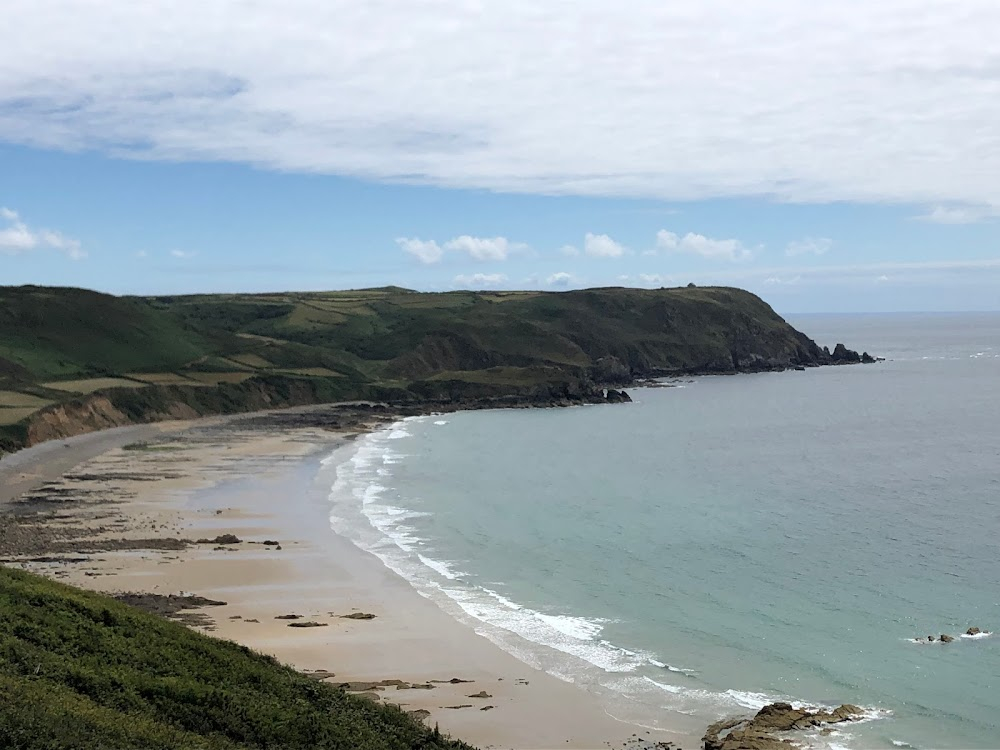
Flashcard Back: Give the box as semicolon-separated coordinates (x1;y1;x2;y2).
830;343;862;363
967;627;982;636
703;702;865;750
605;389;633;403
940;634;955;643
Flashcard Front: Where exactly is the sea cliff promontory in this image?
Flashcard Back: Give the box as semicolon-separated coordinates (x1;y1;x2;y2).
0;284;871;453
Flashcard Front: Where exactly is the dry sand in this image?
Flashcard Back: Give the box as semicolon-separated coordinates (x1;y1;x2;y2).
0;407;696;750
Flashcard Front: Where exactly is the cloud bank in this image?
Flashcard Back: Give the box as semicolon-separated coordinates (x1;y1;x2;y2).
4;1;1000;211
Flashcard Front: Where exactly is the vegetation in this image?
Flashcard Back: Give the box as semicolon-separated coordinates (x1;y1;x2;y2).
0;567;471;750
0;284;846;452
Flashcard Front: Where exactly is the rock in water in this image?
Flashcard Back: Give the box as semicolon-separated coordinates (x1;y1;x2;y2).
751;703;810;731
967;627;982;636
702;703;865;750
831;343;862;363
940;634;955;643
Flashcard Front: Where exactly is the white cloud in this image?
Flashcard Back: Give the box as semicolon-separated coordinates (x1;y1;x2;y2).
398;235;520;263
0;207;85;259
559;244;580;257
135;249;149;258
170;249;197;259
657;229;752;261
453;272;507;288
396;237;444;264
444;235;511;261
5;2;1000;209
584;233;626;258
546;271;578;287
786;237;833;257
914;205;995;224
764;275;802;286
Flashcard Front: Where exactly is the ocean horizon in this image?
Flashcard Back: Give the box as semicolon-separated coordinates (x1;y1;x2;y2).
325;311;1000;749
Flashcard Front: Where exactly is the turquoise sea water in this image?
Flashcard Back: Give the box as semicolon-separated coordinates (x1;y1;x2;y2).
326;313;1000;749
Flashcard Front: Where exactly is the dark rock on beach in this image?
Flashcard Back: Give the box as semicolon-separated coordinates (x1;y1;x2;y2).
112;592;226;628
341;612;377;620
287;621;327;628
196;534;242;545
304;670;337;681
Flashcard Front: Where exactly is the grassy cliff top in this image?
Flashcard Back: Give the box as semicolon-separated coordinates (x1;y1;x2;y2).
0;566;470;750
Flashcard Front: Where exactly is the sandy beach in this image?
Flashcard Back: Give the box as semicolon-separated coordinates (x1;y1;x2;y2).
0;405;695;750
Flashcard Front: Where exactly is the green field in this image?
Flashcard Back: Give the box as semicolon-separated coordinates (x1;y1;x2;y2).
0;407;41;425
41;377;148;394
0;391;52;408
0;567;470;750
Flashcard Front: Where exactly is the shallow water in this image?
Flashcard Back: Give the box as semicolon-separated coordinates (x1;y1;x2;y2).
327;313;1000;749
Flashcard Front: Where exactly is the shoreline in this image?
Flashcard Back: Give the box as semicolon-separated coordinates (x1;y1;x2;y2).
0;405;698;750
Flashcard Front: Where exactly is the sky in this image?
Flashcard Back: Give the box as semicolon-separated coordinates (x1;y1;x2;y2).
2;1;1000;313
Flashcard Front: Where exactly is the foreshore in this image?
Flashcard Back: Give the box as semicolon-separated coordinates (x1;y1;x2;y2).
0;404;697;750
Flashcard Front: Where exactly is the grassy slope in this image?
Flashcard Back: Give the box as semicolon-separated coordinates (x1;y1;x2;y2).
0;286;210;380
0;284;842;451
0;567;470;750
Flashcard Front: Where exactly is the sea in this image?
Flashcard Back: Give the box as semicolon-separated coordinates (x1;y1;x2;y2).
324;312;1000;749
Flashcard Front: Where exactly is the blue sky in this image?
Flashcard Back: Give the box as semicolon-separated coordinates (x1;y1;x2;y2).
2;1;1000;313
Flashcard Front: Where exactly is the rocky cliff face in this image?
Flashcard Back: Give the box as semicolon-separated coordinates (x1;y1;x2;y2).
25;396;135;446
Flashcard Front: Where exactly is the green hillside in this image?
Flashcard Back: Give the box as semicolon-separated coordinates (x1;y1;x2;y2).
0;566;470;750
0;284;868;452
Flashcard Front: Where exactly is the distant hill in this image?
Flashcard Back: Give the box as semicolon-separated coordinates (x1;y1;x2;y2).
0;285;867;452
0;566;470;750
